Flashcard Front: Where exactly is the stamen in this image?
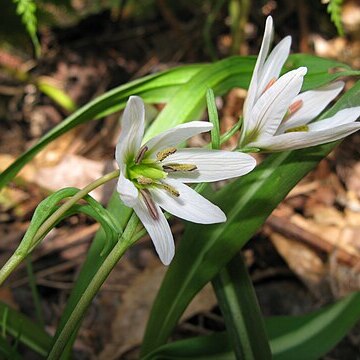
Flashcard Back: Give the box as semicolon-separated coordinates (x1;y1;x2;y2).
262;77;276;93
135;145;148;164
285;125;309;133
163;163;197;172
156;183;180;197
136;176;153;185
288;100;303;116
140;189;159;220
156;147;177;161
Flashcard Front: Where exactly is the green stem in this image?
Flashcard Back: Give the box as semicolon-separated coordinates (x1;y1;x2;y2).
47;212;139;360
0;170;120;286
25;257;45;328
31;170;120;250
229;0;250;55
203;0;226;60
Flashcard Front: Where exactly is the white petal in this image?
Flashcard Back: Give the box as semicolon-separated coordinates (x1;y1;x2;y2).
150;178;226;224
115;96;145;166
163;148;256;183
279;81;344;132
257;36;291;96
133;197;174;265
251;122;360;151
243;67;307;143
117;171;139;207
144;121;213;156
307;107;360;131
243;16;274;120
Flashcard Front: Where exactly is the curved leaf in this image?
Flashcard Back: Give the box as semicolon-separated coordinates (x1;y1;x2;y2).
145;292;360;360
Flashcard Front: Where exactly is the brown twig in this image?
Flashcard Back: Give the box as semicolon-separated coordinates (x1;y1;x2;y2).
267;215;360;268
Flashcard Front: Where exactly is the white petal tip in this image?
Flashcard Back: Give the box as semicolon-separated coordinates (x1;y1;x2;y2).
333;80;345;90
265;16;273;26
207;207;227;224
127;96;145;109
159;250;174;266
128;95;142;101
298;67;308;76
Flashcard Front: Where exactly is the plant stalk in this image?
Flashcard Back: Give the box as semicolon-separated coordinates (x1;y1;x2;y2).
0;170;120;285
47;212;139;360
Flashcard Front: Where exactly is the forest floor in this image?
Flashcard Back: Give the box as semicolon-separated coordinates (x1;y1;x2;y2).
0;1;360;358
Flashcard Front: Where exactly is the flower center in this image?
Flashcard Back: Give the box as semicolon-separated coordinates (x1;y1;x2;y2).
126;146;198;219
127;146;197;192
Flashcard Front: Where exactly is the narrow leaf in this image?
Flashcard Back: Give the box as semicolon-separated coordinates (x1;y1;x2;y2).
145;292;360;360
206;88;220;149
212;253;271;359
0;301;52;356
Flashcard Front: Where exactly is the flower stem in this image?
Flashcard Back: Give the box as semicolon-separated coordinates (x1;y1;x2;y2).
31;170;120;250
0;170;120;286
47;212;139;360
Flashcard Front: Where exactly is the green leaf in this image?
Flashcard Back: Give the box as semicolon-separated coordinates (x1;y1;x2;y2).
327;0;344;36
206;88;220;149
140;80;360;355
212;253;271;360
37;79;77;112
0;336;22;360
284;54;358;90
0;301;52;356
12;0;40;57
144;292;360;360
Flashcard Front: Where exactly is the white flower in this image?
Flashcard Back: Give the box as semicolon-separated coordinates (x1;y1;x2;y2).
116;96;256;265
239;16;360;151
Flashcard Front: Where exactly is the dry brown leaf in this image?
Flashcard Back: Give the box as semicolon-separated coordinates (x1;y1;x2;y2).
0;287;18;309
99;264;216;360
270;233;330;298
312;205;346;227
35;154;112;201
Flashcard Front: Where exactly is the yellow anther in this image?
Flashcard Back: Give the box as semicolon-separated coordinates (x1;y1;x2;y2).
285;125;309;133
156;183;180;197
156;147;177;161
163;163;197;172
136;176;153;185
